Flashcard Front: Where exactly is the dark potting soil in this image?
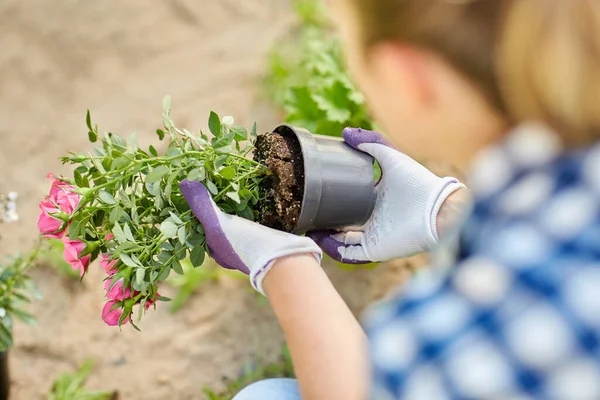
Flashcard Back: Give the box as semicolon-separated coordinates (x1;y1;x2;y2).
254;130;304;232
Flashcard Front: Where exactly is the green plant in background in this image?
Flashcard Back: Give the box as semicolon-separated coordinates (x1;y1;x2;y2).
265;0;373;137
0;245;42;351
48;359;117;400
203;346;294;400
0;190;40;351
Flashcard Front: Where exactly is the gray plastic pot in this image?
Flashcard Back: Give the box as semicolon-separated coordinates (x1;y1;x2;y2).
273;125;377;234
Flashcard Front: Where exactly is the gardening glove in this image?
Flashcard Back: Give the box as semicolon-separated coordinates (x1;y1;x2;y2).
179;180;322;295
308;128;465;264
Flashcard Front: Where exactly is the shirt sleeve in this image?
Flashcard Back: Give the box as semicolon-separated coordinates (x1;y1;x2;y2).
365;226;600;399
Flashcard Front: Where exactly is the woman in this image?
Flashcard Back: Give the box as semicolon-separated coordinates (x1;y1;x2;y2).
180;0;600;398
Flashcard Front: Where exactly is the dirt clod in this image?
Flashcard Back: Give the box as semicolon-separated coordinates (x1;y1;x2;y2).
254;130;304;232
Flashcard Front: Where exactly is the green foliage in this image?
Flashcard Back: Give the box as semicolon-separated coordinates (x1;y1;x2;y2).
0;242;42;352
48;359;117;400
265;0;373;136
56;97;267;326
203;346;294;399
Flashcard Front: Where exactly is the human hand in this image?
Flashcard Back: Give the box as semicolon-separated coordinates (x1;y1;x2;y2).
179;180;322;294
308;128;465;264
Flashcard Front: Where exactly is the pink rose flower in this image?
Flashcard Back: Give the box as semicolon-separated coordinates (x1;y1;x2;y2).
102;300;130;326
37;175;81;238
100;254;118;275
62;239;91;277
104;278;132;301
37;199;65;238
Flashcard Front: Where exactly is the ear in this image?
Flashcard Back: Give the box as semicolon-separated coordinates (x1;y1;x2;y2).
367;42;435;111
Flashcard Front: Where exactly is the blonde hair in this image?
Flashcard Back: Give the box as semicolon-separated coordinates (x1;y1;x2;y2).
348;0;600;146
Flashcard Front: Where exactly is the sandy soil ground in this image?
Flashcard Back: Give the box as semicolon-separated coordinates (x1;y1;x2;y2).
0;1;419;398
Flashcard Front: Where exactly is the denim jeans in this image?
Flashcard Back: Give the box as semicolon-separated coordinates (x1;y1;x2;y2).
232;378;300;400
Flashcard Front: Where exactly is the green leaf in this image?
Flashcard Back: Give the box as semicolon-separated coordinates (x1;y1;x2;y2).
208;111;221;137
86;110;93;131
160;219;179;239
135;268;145;287
214;155;228;169
158;267;170;281
109;133;128;151
112;223;127;243
226;191;241;203
0;323;13;349
114;242;137;253
212;131;235;150
111;156;130;170
214;144;233;154
206;180;218;195
73;168;88;188
187;167;206;182
219;166;236;180
145;180;160;197
98;190;117;205
12;308;36;325
149;145;158;157
169;212;183;225
119;190;134;208
120;253;140;267
177;225;187;245
154;193;164;210
237;206;255;221
165;170;178;200
156;129;165;140
231;126;248;141
157;251;172;263
163;95;172;113
186;232;205;247
86;111;98;143
172;260;184;275
129;132;138;151
190;246;205;267
250;121;257;137
109;207;123;225
146;165;170;183
123;223;135;242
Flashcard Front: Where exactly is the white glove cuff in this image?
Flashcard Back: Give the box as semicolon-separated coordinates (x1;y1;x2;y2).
427;177;466;246
250;241;323;296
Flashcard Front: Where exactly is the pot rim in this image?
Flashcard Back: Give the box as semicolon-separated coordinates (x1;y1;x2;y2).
273;124;322;234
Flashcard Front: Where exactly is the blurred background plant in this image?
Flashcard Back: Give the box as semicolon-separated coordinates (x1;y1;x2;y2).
0;191;40;352
47;359;118;400
264;0;374;137
0;192;18;225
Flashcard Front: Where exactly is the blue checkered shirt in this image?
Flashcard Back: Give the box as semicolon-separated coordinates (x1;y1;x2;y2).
365;125;600;400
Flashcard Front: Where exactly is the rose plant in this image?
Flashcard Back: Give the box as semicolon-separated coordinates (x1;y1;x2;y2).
38;97;266;328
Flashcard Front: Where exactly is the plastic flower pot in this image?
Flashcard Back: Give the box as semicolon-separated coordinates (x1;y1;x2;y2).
0;351;9;400
272;124;377;234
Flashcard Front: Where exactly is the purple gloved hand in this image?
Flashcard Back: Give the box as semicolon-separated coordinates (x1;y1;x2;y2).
179;180;322;294
308;128;465;264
